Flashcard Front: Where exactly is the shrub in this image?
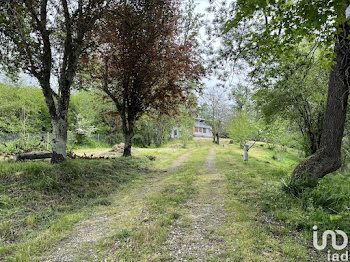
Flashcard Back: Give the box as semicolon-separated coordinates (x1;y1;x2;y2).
132;134;146;147
0;135;48;154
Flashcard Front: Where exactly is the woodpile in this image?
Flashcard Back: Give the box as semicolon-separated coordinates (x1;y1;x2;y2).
110;143;125;153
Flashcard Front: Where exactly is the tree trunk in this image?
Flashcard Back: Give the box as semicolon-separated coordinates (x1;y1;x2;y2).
123;131;133;157
291;22;350;183
304;130;322;157
244;143;249;161
121;112;135;157
51;118;68;163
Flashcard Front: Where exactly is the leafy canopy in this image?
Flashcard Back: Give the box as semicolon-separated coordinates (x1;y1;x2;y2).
222;0;349;68
229;111;259;146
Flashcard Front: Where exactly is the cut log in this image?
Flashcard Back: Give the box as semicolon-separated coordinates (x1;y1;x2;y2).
14;152;53;161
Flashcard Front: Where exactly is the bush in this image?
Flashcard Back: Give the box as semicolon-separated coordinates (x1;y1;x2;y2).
72;113;95;146
281;175;318;197
132;134;147;147
267;145;275;150
0;135;48;154
276;172;350;235
106;133;124;145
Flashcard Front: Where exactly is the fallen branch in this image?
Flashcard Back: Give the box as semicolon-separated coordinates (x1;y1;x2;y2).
11;151;118;162
13;152;53;161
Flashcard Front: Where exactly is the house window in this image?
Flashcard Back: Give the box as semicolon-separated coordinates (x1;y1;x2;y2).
203;128;206;133
199;127;203;132
195;127;198;132
174;129;177;136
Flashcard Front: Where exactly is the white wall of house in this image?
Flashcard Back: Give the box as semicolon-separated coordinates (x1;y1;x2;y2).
193;119;212;138
171;119;213;139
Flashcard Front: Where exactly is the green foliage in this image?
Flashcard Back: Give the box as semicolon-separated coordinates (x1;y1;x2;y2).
208;1;332;158
72;114;96;146
254;46;328;156
261;118;299;154
134;114;175;148
70;90;115;135
69;91;124;147
278;172;350;234
281;175;318;197
0;134;49;154
230;83;251;111
282;172;350;216
0;83;51;133
223;0;348;68
228;111;258;147
178;112;194;148
132;134;147;147
219;141;350;254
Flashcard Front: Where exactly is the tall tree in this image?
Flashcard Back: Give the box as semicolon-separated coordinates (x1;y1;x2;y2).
82;0;204;156
202;86;231;144
229;110;259;148
213;0;350;184
0;0;106;162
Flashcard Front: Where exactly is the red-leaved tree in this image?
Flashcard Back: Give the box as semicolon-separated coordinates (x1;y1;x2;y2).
81;0;204;156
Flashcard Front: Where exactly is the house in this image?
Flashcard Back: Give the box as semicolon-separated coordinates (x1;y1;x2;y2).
193;118;213;138
171;118;213;138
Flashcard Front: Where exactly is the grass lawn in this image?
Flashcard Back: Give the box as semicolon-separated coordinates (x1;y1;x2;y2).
0;139;348;261
217;142;349;261
0;144;190;261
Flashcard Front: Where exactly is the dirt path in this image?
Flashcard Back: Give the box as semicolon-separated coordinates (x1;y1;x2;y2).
164;148;227;261
40;150;194;262
33;143;317;261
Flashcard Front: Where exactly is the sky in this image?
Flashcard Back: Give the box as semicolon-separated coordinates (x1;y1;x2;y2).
194;0;242;91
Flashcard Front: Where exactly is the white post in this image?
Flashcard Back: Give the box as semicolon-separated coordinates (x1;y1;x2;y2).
97;134;100;143
244;144;249;161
